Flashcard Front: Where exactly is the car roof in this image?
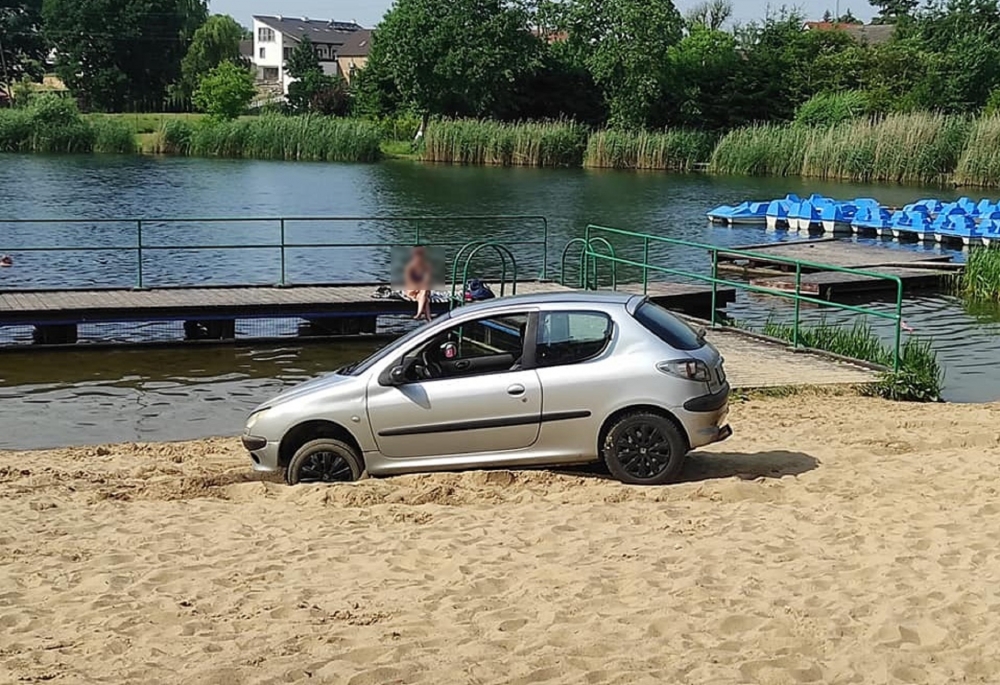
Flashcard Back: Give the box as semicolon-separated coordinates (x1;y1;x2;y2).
454;290;638;315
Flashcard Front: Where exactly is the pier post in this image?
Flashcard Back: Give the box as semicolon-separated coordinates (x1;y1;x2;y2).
33;324;78;345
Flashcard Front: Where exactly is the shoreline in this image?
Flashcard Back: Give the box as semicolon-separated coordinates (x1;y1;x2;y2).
3;394;1000;683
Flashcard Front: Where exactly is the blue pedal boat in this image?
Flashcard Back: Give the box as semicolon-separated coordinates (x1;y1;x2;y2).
821;202;856;234
891;210;933;240
852;206;893;236
981;218;1000;246
765;199;790;230
789;200;823;232
936;214;983;246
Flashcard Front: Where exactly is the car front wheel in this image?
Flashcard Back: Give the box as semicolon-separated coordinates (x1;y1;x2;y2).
286;438;364;485
602;413;688;485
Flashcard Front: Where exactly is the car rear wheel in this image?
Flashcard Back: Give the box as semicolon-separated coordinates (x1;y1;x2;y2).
603;413;688;485
286;438;364;485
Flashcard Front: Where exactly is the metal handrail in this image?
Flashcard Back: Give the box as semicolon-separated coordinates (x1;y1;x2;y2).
449;242;519;308
560;237;617;289
583;224;906;372
0;215;550;289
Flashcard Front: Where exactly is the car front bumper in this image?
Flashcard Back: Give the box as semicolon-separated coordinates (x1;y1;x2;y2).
242;434;281;473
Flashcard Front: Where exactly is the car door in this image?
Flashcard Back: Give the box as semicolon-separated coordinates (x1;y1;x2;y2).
366;312;542;459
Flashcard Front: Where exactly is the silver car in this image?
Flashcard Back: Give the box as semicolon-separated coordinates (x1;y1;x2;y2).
243;292;731;486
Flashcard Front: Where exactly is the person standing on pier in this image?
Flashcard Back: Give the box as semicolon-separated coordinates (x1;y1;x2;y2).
404;246;433;322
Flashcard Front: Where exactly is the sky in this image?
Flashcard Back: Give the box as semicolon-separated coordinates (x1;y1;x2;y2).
209;0;877;30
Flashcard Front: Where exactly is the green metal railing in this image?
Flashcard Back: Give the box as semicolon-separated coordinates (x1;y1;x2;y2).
0;215;549;290
450;242;519;308
580;225;906;372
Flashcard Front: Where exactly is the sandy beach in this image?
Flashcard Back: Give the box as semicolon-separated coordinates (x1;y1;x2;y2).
3;394;1000;684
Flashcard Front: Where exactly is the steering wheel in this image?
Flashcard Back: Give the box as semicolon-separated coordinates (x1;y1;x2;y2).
419;348;442;380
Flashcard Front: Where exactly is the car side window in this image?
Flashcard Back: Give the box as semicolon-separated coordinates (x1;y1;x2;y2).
403;313;529;381
536;311;612;368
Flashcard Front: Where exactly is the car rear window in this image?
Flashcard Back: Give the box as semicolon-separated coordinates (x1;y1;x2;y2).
633;301;705;351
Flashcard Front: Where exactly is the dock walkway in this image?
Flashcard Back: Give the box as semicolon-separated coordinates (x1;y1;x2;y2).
716;239;956;298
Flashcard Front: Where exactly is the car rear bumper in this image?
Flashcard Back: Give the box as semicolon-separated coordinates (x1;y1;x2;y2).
677;384;731;449
243;435;281;473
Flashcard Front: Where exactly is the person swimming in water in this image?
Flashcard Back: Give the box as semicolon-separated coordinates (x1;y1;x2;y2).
0;255;11;267
404;246;432;322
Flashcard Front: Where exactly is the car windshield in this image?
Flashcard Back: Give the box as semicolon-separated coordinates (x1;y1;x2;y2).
338;316;447;376
633;301;705;351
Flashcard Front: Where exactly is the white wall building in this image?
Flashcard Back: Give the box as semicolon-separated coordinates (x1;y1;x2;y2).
251;15;365;94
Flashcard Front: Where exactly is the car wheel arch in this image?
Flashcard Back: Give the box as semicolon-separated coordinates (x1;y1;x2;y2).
597;404;691;456
279;420;365;470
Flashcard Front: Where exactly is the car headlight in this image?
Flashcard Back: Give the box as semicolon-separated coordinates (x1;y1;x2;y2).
245;409;268;432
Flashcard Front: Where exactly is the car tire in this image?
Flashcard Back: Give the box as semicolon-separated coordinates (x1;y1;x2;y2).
286;438;364;486
602;412;688;485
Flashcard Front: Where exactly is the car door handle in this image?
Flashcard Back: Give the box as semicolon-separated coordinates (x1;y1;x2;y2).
455;360;471;371
507;384;526;397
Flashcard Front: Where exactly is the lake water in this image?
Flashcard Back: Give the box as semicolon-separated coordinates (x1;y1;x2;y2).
1;154;998;449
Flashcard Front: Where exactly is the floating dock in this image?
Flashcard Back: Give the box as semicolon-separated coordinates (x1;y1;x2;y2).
716;239;957;299
0;281;736;347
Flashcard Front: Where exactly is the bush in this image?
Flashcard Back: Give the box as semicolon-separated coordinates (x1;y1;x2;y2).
0;95;94;153
422;119;588;167
155;118;196;154
193;61;256;121
794;91;869;128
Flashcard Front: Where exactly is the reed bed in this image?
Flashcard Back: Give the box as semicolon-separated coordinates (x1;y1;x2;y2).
958;245;1000;302
0;96;108;154
584;129;716;171
151;115;381;162
955;116;1000;187
757;316;942;402
422;119;588;167
711;113;969;185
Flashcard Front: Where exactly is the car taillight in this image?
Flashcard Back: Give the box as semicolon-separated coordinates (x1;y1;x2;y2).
656;359;711;382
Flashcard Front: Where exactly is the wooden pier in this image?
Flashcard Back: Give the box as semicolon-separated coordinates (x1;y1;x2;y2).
0;281;736;346
716;238;957;299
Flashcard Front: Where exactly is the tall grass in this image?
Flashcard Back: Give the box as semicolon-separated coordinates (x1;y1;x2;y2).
711;113;969;185
958;245;1000;302
89;117;136;154
152;115;381;162
584;129;717;171
756;316;942;402
955;116;1000;187
422;119;588;167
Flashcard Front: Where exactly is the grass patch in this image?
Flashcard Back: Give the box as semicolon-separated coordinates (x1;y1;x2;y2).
422;119;588;167
744;317;942;402
957;245;1000;302
380;139;420;160
583;129;717;171
710;113;970;185
150;115;382;162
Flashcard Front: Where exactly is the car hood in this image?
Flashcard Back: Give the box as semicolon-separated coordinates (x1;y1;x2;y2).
258;373;356;411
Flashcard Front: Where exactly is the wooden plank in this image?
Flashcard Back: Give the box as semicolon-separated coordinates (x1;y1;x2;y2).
720;239;954;269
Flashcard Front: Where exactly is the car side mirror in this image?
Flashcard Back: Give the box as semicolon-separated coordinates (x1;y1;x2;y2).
386;357;419;386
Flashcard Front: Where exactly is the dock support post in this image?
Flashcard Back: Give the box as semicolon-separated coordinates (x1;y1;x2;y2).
136;219;144;289
184;320;236;341
279;218;287;286
304;316;377;337
33;324;78;345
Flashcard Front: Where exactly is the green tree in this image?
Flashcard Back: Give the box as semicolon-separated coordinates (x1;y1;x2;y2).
664;26;740;129
192;60;255;119
684;0;732;30
0;0;46;96
869;0;919;24
285;35;320;79
559;0;685;129
365;0;539;135
179;14;247;97
42;0;208;111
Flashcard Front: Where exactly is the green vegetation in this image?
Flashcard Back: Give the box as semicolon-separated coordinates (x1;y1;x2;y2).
712;113;970;185
584;129;716;171
753;317;942;402
955;116;1000;187
193;62;256;121
153;115;382;162
422;120;588;167
0;96;132;153
957;245;1000;303
794;91;870;128
178;14;248;99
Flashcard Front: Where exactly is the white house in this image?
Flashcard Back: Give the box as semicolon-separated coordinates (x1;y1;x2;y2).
251;15;366;94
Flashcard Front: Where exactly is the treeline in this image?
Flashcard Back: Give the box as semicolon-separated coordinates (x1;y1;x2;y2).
354;0;1000;132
